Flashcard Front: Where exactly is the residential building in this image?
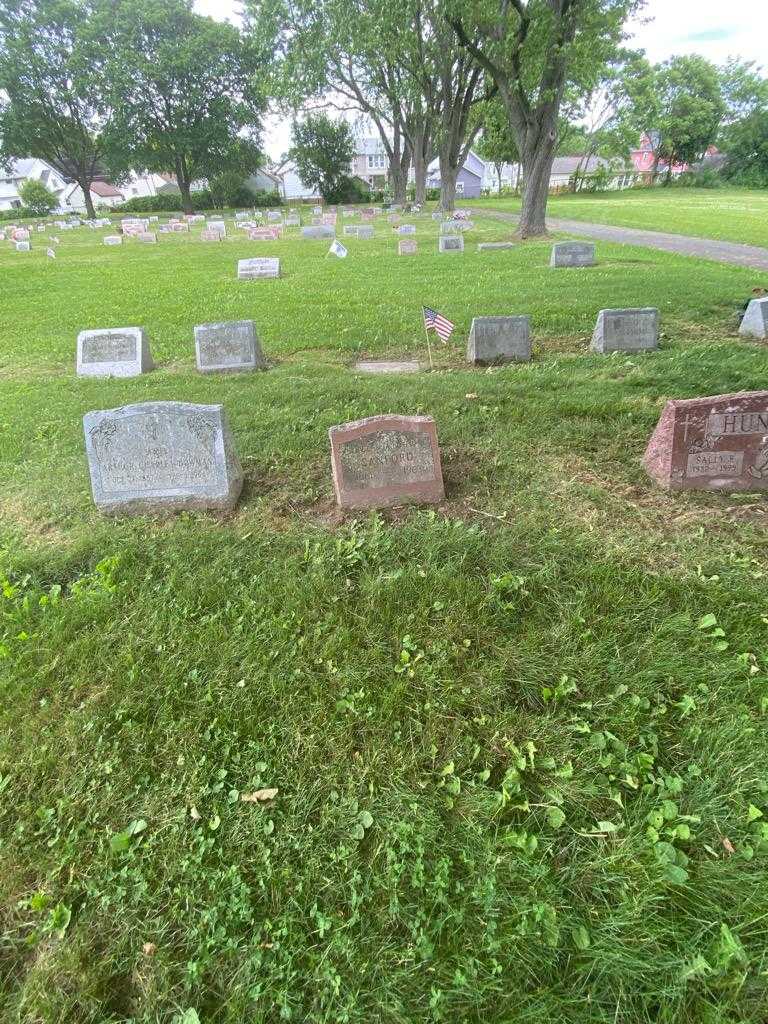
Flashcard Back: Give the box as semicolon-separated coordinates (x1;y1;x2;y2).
351;137;389;190
0;158;69;211
121;171;181;200
271;159;320;201
548;155;636;191
482;161;522;192
426;150;486;198
62;180;125;211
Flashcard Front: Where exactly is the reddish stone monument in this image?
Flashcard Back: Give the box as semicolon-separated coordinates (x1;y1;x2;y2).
644;391;768;492
329;414;445;509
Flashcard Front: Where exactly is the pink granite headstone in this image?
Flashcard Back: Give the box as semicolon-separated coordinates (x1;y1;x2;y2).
329;414;445;509
644;391;768;492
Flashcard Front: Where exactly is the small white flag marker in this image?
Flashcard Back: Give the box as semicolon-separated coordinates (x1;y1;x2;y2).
328;239;348;259
46;248;56;259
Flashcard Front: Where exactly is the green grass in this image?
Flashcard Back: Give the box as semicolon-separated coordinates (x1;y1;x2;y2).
2;208;768;1024
469;188;768;250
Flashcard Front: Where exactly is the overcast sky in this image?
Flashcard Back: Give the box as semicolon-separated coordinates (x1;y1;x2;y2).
194;0;767;160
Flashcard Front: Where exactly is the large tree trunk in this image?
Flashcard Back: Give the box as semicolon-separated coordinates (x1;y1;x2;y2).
413;149;428;205
77;177;96;219
518;140;557;237
438;159;458;212
495;162;503;194
390;145;411;205
178;179;194;215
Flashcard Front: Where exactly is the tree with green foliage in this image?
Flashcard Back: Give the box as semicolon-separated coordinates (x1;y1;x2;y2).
722;108;768;186
289;114;357;202
18;178;59;216
0;0;110;220
93;0;265;214
446;0;645;236
476;97;520;193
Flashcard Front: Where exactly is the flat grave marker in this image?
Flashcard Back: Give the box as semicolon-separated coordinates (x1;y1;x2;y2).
357;225;374;240
137;232;157;244
302;225;335;239
84;401;243;515
104;236;122;245
354;360;421;374
200;229;223;241
76;326;154;378
591;308;659;354
644;390;768;492
478;242;515;252
329;414;445;510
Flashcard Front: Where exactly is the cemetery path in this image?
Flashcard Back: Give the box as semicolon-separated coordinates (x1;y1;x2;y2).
484;209;768;271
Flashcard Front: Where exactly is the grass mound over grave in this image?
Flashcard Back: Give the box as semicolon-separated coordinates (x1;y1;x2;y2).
470;187;768;250
1;210;767;1023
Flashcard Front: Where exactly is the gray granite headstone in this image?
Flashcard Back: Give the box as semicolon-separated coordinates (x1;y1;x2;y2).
440;220;464;233
591;308;659;353
104;236;122;246
194;320;266;373
739;298;768;340
83;401;243;515
439;235;464;253
237;258;280;279
354;360;421;374
357;225;374;240
137;232;157;243
285;215;300;227
550;242;596;268
302;225;335;239
397;225;416;235
343;225;359;237
478;242;515;252
77;327;154;378
15;241;30;252
208;220;226;235
467;316;531;365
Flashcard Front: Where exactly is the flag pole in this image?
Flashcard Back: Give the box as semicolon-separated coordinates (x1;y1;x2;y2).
423;321;434;370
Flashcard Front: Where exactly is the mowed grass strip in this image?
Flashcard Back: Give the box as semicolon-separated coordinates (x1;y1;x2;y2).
468;187;768;250
1;206;768;1023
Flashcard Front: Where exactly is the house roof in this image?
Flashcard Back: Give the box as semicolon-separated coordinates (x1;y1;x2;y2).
356;137;387;156
89;180;123;198
550;155;612;176
427;150;485;181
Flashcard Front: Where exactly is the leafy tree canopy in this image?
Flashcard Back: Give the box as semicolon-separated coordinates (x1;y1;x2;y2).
289;114;356;201
19;177;59;215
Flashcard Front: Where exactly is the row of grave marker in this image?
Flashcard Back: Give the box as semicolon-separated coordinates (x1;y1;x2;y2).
74;308;665;379
81;390;768;518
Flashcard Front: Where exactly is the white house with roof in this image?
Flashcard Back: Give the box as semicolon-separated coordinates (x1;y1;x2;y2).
0;158;69;211
350;137;388;190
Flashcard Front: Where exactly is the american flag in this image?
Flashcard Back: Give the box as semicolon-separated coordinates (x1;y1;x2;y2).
422;306;455;343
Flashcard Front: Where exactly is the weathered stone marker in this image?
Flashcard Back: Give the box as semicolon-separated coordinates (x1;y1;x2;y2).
194;320;266;373
357;225;374;240
644;391;768;492
137;232;157;244
550;241;596;268
343;225;359;237
354;360;421;374
208;220;226;235
397;224;416;235
398;239;417;256
76;327;154;378
237;257;280;279
84;401;244;515
478;242;515;252
591;308;659;354
440;220;465;233
302;225;335;239
329;414;445;509
104;235;122;246
15;241;30;252
467;316;531;365
439;235;464;253
739;297;768;340
200;229;223;241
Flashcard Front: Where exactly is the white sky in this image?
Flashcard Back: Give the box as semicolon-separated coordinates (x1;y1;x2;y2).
194;0;767;161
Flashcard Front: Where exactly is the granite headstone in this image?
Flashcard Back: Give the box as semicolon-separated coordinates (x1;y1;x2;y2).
77;327;154;378
237;257;280;279
550;242;596;268
194;320;266;373
329;414;445;509
739;298;768;340
591;308;659;354
467;316;531;365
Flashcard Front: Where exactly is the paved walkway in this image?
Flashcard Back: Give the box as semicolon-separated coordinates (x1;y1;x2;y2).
484;209;768;272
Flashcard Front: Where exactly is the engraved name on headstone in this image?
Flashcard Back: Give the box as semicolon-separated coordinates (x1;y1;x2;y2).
329;414;445;509
739;297;768;340
194;320;266;373
550;242;596;268
591;308;659;354
398;239;417;256
237;257;280;279
15;241;30;252
644;391;768;492
439;235;464;253
467;316;532;365
357;225;374;240
397;224;416;235
343;225;359;237
84;401;243;515
302;225;335;239
76;327;154;378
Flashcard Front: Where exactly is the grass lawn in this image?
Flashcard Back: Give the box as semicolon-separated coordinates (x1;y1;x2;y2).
2;209;768;1024
469;188;768;250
